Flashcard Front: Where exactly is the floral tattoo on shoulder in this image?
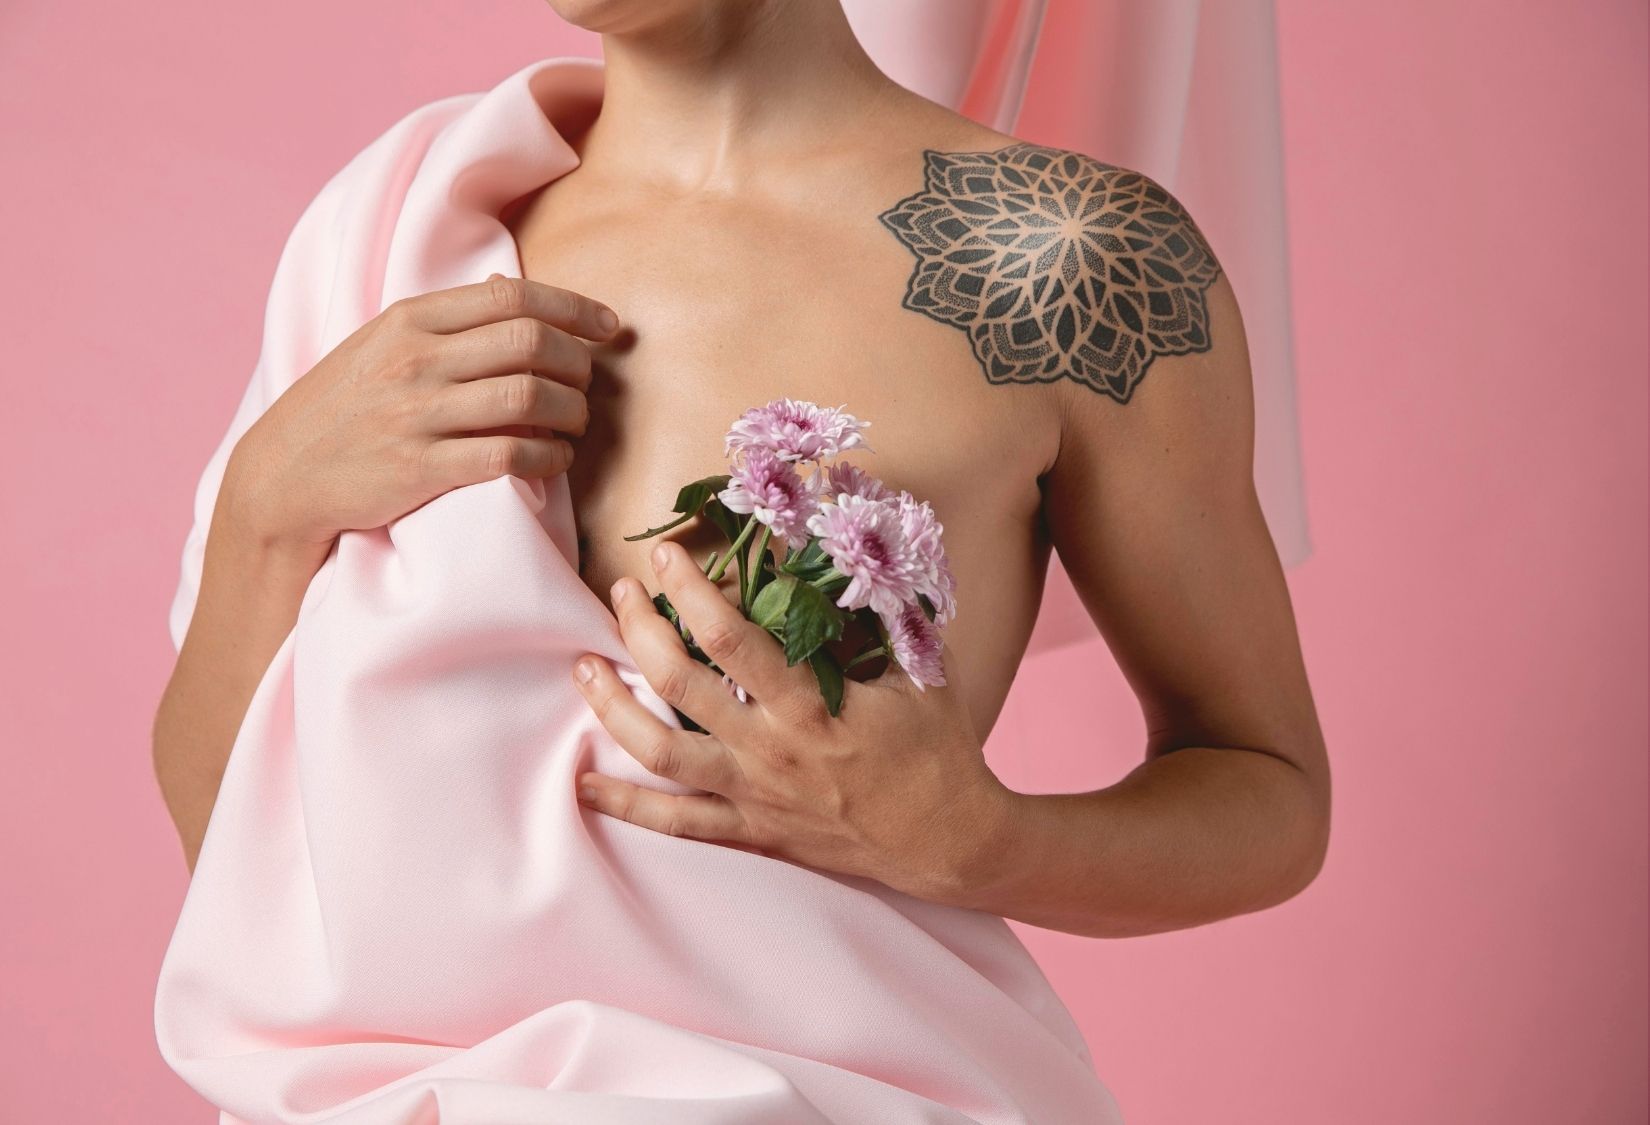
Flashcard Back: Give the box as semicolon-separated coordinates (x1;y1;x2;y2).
878;142;1223;404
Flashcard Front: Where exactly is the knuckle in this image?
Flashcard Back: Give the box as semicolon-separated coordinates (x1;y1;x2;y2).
381;297;417;332
548;287;579;325
487;274;529;319
509;316;544;362
653;663;690;709
740;815;772;850
499;372;538;420
412;439;443;489
759;735;801;771
564;388;591;436
774;690;826;733
644;734;679;779
696;619;745;665
559;335;594;381
483;436;519;479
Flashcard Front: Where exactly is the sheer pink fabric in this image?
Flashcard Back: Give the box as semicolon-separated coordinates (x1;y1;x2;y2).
154;57;1126;1125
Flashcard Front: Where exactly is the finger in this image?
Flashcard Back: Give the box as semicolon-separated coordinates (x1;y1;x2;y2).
648;541;817;716
576;772;749;845
395;274;620;341
419;432;574;489
426;316;596;393
430;371;591;437
573;654;740;794
608;577;758;740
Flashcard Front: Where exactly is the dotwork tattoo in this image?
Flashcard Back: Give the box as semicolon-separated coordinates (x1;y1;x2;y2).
878;143;1222;403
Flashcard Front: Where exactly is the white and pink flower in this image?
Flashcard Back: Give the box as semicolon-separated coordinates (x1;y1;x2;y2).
886;601;947;690
724;398;873;464
804;492;925;620
810;460;891;505
718;446;818;549
892;490;958;627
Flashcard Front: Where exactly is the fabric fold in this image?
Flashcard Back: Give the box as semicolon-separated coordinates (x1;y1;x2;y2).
155;56;1124;1125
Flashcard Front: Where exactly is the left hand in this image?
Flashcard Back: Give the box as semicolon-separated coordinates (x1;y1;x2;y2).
571;539;1015;903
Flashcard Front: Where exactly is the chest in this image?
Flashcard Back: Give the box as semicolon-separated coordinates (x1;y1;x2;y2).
507;185;1061;686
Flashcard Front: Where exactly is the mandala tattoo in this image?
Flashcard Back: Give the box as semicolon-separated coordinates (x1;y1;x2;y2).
878;142;1223;403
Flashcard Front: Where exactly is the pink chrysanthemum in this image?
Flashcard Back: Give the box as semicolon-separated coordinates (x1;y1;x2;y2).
886;601;947;690
810;460;891;504
719;446;818;549
893;491;958;626
724;398;873;464
804;493;925;620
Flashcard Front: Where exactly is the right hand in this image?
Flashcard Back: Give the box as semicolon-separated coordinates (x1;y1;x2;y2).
219;274;619;550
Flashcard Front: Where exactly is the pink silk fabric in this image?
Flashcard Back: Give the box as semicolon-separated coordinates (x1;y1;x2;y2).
154;56;1125;1125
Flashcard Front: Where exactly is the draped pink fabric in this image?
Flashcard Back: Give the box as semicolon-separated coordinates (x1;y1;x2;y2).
154;56;1125;1125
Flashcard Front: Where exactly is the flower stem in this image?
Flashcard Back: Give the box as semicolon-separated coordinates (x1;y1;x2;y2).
706;517;757;584
844;643;888;670
742;524;773;610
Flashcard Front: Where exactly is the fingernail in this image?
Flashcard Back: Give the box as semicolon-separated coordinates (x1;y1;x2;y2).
577;783;598;803
611;579;629;606
651;543;670;571
597;308;619;334
573;658;595;684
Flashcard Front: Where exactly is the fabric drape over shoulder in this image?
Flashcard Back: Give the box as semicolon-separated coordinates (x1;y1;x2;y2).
154;56;1126;1125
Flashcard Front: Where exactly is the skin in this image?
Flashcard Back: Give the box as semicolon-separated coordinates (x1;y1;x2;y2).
153;0;1331;940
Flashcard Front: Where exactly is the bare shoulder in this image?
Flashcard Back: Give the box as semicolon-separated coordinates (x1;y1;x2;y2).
871;123;1232;413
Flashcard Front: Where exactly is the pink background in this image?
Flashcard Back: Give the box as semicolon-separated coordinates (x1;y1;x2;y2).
1;1;1643;1121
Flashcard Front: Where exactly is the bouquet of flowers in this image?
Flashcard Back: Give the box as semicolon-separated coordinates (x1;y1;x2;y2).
626;398;957;719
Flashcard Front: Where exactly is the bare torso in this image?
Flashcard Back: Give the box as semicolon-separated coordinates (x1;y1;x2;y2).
507;93;1059;737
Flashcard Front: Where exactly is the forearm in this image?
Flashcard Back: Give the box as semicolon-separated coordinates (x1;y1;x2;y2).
944;747;1331;938
151;479;331;873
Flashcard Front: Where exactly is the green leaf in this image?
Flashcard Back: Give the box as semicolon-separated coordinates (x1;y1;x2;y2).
782;579;845;665
781;537;830;577
654;593;709;665
808;648;845;717
916;592;937;622
750;574;798;632
673;474;732;516
701;496;743;544
622;475;732;541
652;592;680;628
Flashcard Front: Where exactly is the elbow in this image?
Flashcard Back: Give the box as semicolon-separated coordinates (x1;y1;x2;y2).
1269;749;1333;908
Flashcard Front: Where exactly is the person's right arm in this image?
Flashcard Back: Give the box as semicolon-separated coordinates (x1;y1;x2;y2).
151;276;621;873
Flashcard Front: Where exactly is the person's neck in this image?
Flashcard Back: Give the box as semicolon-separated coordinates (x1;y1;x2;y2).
573;0;901;196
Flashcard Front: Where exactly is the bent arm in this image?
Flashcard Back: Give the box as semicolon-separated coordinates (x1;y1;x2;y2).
952;269;1331;938
151;463;331;873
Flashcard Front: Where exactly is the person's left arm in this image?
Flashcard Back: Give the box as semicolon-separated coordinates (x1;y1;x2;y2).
972;258;1333;938
569;189;1331;941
